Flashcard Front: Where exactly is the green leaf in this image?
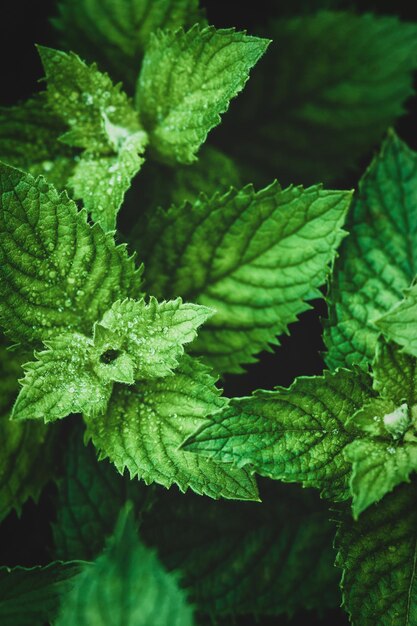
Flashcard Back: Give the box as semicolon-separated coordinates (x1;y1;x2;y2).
376;284;417;358
55;505;195;626
219;12;417;185
138;182;351;373
70;139;145;231
52;0;204;90
11;334;114;423
53;426;152;561
343;341;417;517
0;561;85;626
97;297;212;379
335;481;417;625
38;46;148;230
136;25;270;164
0;343;56;521
39;46;145;153
324;131;417;370
373;339;417;406
0;94;74;189
184;368;373;501
84;355;259;500
142;485;340;617
346;437;417;519
0;164;142;345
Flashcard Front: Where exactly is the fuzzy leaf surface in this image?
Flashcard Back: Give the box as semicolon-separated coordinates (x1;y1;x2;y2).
184;369;373;500
98;297;212;379
52;0;203;89
38;46;147;229
11;334;114;423
335;482;417;625
0;164;141;344
139;183;351;373
220;12;417;184
136;25;269;164
376;284;417;358
55;505;194;626
325;132;417;369
70;140;145;231
0;561;84;626
84;356;259;500
344;341;417;517
39;46;144;152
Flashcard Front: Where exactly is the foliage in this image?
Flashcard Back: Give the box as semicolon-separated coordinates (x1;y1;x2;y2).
2;1;417;624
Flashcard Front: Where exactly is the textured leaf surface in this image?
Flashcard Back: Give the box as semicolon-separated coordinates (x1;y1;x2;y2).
12;334;114;423
335;482;417;625
84;356;259;500
98;297;212;379
70;140;144;231
142;484;340;617
344;341;417;517
38;46;147;229
373;339;417;405
53;427;152;561
0;164;142;344
55;505;194;626
324;132;417;370
184;369;373;500
346;435;417;519
39;46;144;152
0;94;74;189
0;561;84;626
52;0;203;89
220;12;417;184
136;25;269;164
376;284;417;358
138;182;351;373
0;344;56;521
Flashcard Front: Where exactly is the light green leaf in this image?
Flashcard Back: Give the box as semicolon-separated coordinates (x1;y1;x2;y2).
53;426;152;561
219;12;417;185
0;94;74;189
11;334;114;423
376;284;417;358
97;297;212;379
344;341;417;517
138;182;351;373
55;505;195;626
335;482;417;625
184;368;373;501
38;46;148;230
70;138;145;231
0;164;142;344
52;0;204;90
0;561;85;626
136;25;270;164
324;131;417;370
84;356;259;500
38;46;145;153
142;485;340;617
346;437;417;519
0;344;56;521
373;339;417;406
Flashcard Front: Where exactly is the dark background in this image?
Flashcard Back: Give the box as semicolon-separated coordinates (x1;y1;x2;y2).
2;1;417;624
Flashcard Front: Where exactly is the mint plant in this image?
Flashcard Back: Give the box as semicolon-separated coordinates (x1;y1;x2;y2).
2;1;417;625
